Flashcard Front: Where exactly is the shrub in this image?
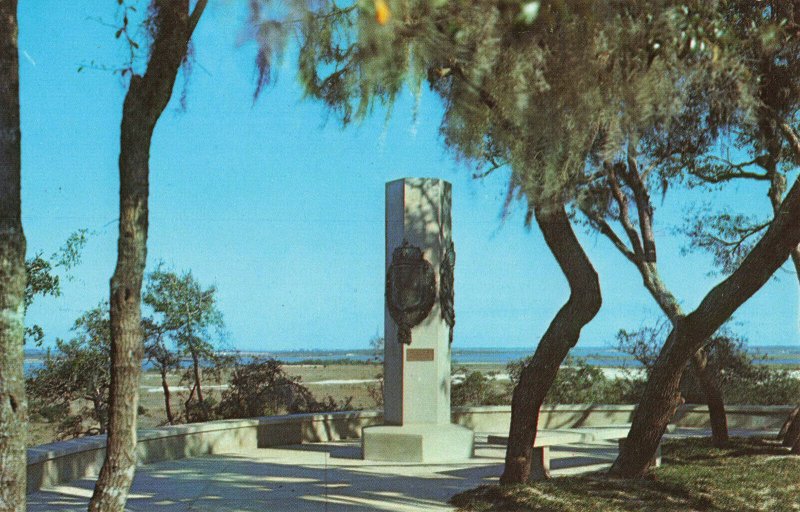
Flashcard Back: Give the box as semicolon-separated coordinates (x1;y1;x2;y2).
618;324;800;406
506;356;644;405
217;357;352;419
451;367;508;407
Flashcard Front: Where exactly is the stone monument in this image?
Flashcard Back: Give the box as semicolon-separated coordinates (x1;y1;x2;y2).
361;178;474;462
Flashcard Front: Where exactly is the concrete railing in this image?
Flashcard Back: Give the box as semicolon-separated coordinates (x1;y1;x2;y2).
26;404;793;493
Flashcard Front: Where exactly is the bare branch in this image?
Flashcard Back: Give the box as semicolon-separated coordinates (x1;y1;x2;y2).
188;0;208;37
690;155;770;183
580;207;637;263
607;162;645;261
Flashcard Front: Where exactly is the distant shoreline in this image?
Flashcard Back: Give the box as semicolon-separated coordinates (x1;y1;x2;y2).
23;344;800;372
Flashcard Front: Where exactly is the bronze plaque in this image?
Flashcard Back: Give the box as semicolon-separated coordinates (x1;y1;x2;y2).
406;348;434;362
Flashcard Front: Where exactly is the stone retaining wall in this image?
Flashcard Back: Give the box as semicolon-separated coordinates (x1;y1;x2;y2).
27;404;792;493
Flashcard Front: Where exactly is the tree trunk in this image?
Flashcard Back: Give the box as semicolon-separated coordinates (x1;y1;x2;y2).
638;264;729;447
159;367;174;424
0;2;27;509
88;2;206;510
610;175;800;478
783;411;800;447
191;350;203;404
777;406;799;441
500;204;601;484
766;170;800;448
689;349;728;446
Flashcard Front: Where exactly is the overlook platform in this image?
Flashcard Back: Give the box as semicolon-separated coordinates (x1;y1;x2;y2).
27;428;776;512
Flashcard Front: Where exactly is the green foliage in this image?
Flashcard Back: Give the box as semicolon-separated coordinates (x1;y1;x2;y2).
508;356;644;405
26;304;111;439
618;324;800;405
271;0;758;210
218;357;352;419
451;367;507;407
680;209;769;276
24;230;88;345
143;263;230;421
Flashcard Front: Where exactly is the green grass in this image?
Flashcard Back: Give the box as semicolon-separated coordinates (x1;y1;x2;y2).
451;437;800;512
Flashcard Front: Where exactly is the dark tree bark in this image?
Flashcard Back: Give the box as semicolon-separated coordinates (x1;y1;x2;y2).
190;349;204;404
610;174;800;478
689;349;728;446
638;268;729;446
500;203;601;484
764;164;800;447
159;366;174;424
87;2;206;511
0;1;27;509
777;406;800;441
587;156;729;446
784;410;800;448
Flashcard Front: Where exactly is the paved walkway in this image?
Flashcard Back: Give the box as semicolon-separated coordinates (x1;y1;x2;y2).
27;429;775;512
28;433;624;512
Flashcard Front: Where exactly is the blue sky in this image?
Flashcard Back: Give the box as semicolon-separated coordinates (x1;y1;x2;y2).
17;2;799;351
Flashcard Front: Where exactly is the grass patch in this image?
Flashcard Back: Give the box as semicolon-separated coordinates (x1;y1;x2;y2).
451;437;800;512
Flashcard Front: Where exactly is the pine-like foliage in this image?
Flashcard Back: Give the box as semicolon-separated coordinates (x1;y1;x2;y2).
249;1;759;208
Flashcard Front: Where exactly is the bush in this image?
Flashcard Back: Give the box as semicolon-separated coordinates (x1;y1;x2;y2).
451;367;508;407
506;356;644;405
618;324;800;406
217;357;352;419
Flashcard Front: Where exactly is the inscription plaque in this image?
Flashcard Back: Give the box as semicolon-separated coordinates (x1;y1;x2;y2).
406;348;434;362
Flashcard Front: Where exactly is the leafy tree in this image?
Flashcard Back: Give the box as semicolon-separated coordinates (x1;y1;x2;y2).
143;265;228;422
142;316;180;424
253;0;800;480
89;1;208;510
608;1;800;476
0;1;27;506
668;0;800;448
24;230;88;345
27;305;112;439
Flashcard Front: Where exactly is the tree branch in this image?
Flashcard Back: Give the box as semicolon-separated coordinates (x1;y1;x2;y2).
580;207;637;263
621;148;657;262
606;162;645;261
188;0;208;37
781;123;800;159
690;155;770;183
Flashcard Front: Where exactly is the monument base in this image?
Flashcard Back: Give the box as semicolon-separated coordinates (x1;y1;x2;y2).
361;424;474;463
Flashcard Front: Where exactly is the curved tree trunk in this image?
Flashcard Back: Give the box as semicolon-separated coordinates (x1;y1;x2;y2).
88;2;206;510
500;203;602;484
610;175;800;478
0;2;27;509
638;264;729;447
766;169;800;448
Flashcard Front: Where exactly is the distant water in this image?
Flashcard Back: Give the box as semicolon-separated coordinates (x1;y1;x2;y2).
24;345;800;375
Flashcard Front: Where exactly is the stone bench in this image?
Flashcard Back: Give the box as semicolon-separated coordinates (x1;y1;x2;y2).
487;425;672;480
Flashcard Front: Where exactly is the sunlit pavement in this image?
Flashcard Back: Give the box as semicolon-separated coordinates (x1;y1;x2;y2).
26;429;776;512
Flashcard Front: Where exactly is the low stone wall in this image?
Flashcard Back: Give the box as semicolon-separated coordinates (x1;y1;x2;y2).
453;404;795;432
26;411;382;493
26;404;793;493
